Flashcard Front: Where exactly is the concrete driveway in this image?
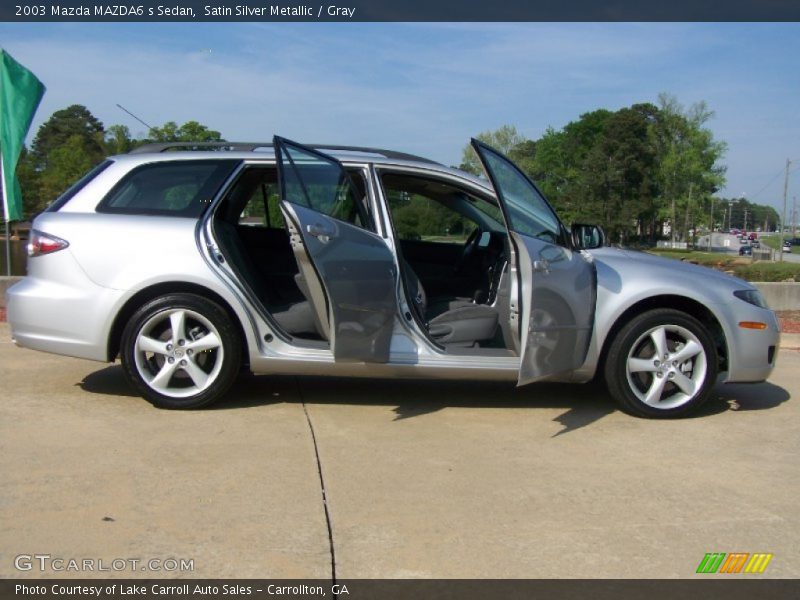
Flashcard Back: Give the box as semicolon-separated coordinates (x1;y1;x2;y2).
1;322;798;579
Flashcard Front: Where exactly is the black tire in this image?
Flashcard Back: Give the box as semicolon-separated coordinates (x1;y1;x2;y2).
604;308;718;418
120;293;241;409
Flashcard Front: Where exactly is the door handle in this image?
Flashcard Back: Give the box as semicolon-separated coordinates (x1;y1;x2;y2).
306;223;335;239
533;259;550;273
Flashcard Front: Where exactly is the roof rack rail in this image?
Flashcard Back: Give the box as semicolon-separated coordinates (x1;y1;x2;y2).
129;142;269;154
129;141;440;164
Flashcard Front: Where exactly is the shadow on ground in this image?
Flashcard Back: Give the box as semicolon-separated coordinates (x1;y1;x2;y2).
79;364;791;436
78;365;288;410
697;381;791;416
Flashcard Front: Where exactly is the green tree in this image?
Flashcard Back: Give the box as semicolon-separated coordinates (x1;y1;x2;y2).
721;197;780;232
146;120;223;143
104;124;136;154
36;135;96;211
30;104;105;171
18;106;228;216
653;94;727;242
23;105;106;214
15;148;41;219
463;97;726;245
507;139;537;179
460;125;528;175
580;106;657;242
528;109;614;223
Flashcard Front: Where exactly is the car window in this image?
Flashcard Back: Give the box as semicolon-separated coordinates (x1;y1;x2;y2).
233;168;285;229
230;165;370;231
98;160;238;217
474;144;564;245
277;142;374;232
380;171;503;243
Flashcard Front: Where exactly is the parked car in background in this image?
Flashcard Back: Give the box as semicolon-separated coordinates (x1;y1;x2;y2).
739;245;753;256
7;137;780;418
783;241;793;253
751;239;760;248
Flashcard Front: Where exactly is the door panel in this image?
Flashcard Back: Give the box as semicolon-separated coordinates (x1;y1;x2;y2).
275;137;398;363
280;205;332;341
513;232;596;383
471;140;597;384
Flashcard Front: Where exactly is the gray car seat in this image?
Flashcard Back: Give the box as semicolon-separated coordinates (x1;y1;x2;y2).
214;221;322;338
403;261;498;347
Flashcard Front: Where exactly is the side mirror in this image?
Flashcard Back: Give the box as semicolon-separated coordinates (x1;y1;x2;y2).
571;223;605;250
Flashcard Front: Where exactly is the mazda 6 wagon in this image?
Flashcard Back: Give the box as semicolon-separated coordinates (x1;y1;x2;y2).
7;137;780;417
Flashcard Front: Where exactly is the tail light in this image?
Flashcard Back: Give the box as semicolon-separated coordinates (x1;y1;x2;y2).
27;230;69;257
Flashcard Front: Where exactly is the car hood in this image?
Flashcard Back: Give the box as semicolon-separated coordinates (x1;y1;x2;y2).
587;246;757;298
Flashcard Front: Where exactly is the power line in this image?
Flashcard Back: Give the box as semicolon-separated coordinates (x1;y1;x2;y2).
748;165;787;200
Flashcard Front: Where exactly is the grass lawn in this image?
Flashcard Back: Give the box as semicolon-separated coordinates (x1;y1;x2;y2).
759;235;782;251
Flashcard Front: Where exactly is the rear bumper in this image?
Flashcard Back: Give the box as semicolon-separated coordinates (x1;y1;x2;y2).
7;264;123;363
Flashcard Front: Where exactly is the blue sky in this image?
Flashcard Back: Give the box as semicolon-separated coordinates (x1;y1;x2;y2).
1;22;798;212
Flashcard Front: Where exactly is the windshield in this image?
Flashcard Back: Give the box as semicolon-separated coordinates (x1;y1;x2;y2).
473;143;564;245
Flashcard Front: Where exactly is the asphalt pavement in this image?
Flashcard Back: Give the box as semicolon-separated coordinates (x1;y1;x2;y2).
1;323;798;579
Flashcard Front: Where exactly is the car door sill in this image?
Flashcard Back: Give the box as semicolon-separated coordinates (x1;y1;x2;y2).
248;352;520;381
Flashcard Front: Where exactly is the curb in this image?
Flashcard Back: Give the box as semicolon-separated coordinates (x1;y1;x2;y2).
781;333;800;351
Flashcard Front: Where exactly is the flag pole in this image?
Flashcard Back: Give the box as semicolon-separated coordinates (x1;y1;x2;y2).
1;150;11;276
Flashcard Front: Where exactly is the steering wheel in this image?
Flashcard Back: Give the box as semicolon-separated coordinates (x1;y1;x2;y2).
454;228;482;274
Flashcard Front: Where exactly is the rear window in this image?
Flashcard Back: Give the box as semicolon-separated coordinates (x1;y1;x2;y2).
47;160;113;212
97;160;238;217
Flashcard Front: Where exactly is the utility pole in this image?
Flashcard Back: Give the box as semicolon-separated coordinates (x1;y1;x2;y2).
671;196;676;245
726;200;731;232
684;182;693;245
708;196;714;250
780;158;791;263
743;208;749;233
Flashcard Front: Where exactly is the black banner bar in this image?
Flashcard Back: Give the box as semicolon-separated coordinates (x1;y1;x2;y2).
2;579;799;600
2;0;800;23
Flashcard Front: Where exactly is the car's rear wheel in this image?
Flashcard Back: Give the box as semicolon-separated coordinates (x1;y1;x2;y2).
121;294;241;409
604;308;718;418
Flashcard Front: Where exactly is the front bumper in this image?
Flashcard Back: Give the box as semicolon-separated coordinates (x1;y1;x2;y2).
723;303;780;383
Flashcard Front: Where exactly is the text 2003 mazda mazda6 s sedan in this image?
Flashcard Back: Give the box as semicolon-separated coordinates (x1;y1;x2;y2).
7;137;780;417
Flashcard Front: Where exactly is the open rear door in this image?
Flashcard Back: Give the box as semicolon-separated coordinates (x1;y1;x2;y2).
471;140;596;384
274;136;398;362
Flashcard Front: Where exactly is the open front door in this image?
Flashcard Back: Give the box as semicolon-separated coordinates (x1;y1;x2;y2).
471;140;596;384
274;136;398;362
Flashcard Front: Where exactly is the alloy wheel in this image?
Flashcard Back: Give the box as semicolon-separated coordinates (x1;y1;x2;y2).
625;324;707;410
133;308;225;399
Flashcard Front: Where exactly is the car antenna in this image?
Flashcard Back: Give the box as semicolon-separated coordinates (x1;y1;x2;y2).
116;103;153;131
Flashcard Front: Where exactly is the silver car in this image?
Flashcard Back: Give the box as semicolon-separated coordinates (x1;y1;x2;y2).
7;137;780;417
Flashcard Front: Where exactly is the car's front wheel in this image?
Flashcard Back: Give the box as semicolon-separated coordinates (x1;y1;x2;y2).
604;308;718;418
121;294;241;409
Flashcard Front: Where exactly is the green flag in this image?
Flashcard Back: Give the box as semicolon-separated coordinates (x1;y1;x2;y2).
0;49;45;222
